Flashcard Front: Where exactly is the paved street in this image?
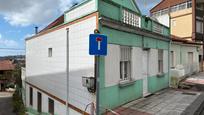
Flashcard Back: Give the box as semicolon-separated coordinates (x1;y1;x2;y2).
0;92;15;115
111;89;201;115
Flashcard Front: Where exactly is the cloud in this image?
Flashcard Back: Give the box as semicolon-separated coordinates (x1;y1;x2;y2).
0;0;83;27
0;33;18;47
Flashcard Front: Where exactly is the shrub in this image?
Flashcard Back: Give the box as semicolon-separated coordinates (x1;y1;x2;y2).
12;88;26;115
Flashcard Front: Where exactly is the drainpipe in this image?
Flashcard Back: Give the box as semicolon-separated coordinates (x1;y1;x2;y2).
168;39;171;87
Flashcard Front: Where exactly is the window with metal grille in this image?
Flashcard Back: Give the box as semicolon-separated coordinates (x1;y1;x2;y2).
158;49;164;73
120;46;131;81
123;9;140;27
152;22;163;34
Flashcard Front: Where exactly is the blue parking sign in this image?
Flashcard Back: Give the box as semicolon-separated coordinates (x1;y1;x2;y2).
89;34;107;56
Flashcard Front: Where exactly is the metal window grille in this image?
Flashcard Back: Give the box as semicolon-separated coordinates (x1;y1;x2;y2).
158;50;163;73
152;22;163;34
120;46;131;80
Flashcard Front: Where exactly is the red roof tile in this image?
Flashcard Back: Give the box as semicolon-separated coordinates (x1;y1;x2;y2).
0;60;15;71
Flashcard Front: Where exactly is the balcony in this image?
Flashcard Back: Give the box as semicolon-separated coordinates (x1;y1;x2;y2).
122;9;141;28
141;16;170;36
121;9;170;37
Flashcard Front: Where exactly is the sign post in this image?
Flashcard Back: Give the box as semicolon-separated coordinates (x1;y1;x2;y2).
89;31;107;115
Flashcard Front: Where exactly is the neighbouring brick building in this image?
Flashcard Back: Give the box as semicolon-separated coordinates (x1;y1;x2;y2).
0;60;15;91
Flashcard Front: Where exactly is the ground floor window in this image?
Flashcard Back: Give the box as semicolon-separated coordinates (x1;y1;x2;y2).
29;87;33;106
120;46;132;80
48;98;54;115
170;51;175;68
158;49;164;73
188;52;193;64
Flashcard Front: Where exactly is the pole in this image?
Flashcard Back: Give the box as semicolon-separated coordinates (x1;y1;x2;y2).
96;55;100;115
66;28;69;115
203;16;204;71
94;29;100;115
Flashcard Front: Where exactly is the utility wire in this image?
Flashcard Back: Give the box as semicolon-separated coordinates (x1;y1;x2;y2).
0;48;25;51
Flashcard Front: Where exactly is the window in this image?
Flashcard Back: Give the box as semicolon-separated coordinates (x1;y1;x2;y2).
179;3;187;10
123;9;140;27
158;50;164;73
188;52;193;64
37;92;42;113
187;1;192;8
170;51;175;68
172;20;176;26
161;8;169;15
29;87;33;106
152;22;163;34
171;5;178;12
48;98;54;115
48;48;52;57
196;20;203;34
120;46;131;81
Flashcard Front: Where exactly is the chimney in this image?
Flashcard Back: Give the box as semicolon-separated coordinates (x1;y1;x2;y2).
35;26;38;34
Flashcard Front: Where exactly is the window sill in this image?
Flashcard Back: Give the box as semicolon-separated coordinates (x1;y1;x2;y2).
157;73;165;78
119;79;135;88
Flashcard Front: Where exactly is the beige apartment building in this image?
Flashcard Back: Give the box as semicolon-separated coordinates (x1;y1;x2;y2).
151;0;204;78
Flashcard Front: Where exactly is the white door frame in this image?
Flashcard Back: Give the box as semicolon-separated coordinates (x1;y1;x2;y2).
142;50;149;96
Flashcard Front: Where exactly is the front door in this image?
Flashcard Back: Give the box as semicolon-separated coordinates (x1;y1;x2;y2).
37;92;42;113
142;50;149;96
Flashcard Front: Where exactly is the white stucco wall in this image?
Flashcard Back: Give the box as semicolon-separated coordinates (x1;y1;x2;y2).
65;0;96;23
105;44;169;87
155;14;170;27
26;15;97;114
171;43;199;76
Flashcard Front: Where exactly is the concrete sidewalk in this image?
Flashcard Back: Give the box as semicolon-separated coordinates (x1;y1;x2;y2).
111;89;201;115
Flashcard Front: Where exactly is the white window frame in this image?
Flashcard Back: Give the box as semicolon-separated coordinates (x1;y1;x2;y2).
48;48;52;57
196;20;203;34
158;49;164;73
170;51;175;68
120;46;132;81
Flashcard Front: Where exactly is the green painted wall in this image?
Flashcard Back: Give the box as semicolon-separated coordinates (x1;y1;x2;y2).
98;0;121;21
97;0;170;113
100;26;169;50
100;80;143;111
148;73;169;94
109;0;141;13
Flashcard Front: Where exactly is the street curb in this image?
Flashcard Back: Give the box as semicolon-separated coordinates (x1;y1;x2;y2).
181;93;204;115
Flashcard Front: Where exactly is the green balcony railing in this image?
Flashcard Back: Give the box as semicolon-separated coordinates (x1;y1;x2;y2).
141;16;170;36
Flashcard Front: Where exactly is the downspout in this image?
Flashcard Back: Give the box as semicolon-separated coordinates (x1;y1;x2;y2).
168;39;171;87
66;28;70;115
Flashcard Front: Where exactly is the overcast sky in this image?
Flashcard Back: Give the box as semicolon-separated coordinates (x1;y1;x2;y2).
0;0;161;56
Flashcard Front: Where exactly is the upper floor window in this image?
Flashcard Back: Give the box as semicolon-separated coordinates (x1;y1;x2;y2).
152;22;163;34
48;48;52;57
122;9;140;27
120;46;132;81
187;1;192;8
196;3;204;10
196;20;203;34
